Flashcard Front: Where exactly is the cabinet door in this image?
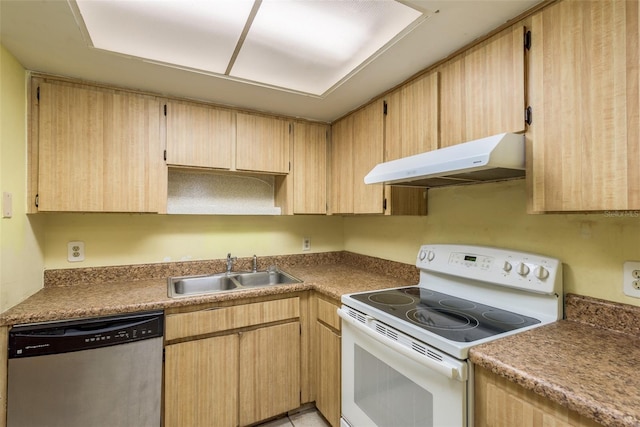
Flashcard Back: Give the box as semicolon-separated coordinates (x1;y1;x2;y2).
440;25;525;147
352;100;384;214
37;81;164;212
383;72;436;216
293;122;328;214
164;334;239;427
239;322;301;426
236;112;290;174
385;72;439;159
528;0;640;212
329;116;354;214
165;101;233;169
475;366;602;427
316;322;341;427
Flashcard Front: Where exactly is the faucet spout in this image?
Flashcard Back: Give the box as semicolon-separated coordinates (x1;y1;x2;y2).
252;255;258;273
226;253;237;274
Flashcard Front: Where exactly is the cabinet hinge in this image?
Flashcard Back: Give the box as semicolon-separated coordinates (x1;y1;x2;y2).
383;101;388;116
36;86;40;101
163;104;167;116
524;30;531;51
525;106;533;126
383;198;387;211
163;150;167;161
34;194;39;208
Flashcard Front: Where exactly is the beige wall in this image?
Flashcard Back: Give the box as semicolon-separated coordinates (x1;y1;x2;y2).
344;179;640;306
0;45;45;312
41;214;344;269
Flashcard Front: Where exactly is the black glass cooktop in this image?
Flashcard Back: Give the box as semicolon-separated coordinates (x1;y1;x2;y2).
349;286;541;343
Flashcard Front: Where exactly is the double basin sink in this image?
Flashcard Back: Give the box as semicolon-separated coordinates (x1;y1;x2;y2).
168;269;303;298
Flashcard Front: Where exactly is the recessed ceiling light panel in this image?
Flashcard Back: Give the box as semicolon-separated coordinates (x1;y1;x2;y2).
231;0;423;95
75;0;254;73
72;0;425;96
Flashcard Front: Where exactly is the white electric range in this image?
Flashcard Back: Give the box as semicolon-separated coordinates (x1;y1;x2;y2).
339;244;562;427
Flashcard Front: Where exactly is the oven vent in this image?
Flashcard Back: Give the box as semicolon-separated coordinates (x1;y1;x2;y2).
375;324;398;341
411;342;444;362
346;308;367;324
372;321;444;363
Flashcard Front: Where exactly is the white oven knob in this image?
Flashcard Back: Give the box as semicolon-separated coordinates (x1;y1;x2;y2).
503;261;513;272
516;262;530;276
419;250;435;261
534;265;549;280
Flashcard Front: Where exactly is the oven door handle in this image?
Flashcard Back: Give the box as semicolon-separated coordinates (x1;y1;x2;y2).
338;308;466;381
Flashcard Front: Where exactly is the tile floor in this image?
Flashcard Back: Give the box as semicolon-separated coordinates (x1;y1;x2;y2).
256;407;331;427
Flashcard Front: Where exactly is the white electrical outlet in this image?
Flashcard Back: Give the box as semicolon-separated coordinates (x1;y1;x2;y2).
68;241;85;262
302;237;311;251
623;261;640;298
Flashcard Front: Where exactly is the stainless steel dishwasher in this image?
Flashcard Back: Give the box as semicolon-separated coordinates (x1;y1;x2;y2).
7;311;164;427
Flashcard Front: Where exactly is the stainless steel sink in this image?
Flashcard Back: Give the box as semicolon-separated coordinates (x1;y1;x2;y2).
169;273;238;297
168;269;302;298
234;270;301;287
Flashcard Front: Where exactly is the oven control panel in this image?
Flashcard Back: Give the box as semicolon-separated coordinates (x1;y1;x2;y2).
417;244;562;295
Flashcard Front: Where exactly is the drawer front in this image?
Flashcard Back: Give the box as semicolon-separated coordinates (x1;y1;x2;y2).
317;298;340;331
166;297;300;341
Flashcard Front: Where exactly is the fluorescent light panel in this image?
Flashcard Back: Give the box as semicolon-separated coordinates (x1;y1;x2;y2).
74;0;424;96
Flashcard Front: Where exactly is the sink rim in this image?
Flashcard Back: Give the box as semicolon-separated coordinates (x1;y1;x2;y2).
167;269;303;298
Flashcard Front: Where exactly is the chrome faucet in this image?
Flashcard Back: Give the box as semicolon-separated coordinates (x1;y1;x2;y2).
252;255;258;273
226;253;237;274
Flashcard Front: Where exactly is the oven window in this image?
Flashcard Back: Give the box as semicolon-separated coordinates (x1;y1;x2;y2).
354;344;434;427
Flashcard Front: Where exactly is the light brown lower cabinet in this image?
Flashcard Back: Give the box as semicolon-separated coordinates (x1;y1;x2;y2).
165;334;239;427
239;322;301;426
164;298;301;427
315;297;342;427
474;366;602;427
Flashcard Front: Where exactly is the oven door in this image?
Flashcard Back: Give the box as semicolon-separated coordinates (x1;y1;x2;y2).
338;307;471;427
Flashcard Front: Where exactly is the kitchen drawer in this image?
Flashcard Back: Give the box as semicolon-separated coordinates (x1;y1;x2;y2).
317;297;340;332
166;297;300;341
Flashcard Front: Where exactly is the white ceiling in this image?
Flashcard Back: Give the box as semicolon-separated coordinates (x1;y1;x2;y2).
0;0;540;122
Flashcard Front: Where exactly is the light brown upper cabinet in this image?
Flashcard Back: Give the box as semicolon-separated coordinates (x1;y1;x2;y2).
382;72;438;216
329;101;385;214
236;112;290;174
528;0;640;212
329;115;355;214
32;78;165;212
165;100;234;170
352;100;385;214
330;99;426;215
385;71;439;159
440;25;526;147
293;122;328;214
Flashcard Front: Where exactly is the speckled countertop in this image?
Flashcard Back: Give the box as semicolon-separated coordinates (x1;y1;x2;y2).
470;294;640;427
3;253;639;427
0;251;418;326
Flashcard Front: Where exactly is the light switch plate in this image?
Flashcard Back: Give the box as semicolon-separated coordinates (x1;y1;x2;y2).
623;261;640;298
2;192;12;218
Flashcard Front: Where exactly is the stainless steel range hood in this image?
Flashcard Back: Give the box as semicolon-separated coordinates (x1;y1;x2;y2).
364;133;525;187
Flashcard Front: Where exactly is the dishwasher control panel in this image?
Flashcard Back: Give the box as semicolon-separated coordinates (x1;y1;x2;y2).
8;311;164;358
